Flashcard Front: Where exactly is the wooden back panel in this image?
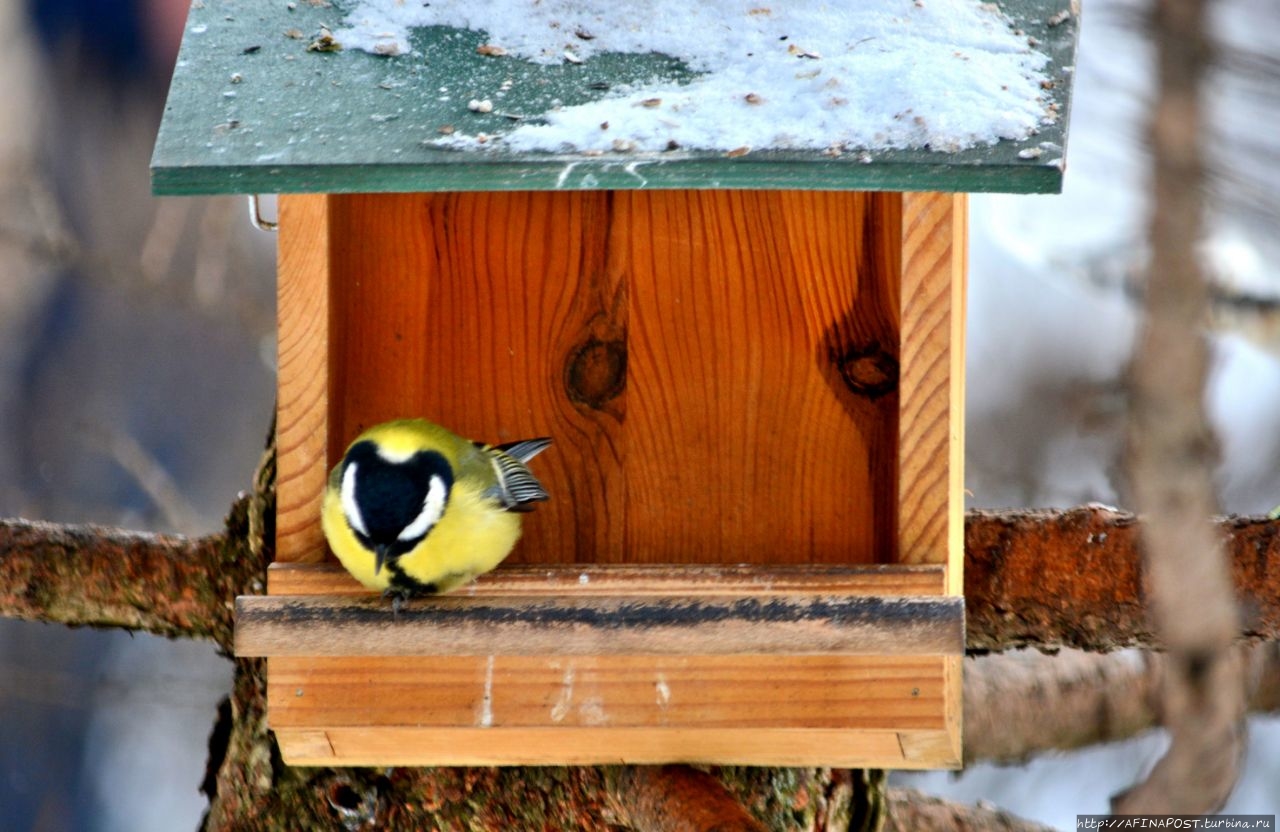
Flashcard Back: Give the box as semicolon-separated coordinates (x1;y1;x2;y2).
277;190;963;572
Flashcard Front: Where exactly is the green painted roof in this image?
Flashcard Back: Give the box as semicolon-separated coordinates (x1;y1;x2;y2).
151;0;1079;195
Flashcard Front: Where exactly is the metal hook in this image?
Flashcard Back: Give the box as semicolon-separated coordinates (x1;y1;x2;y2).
247;194;278;232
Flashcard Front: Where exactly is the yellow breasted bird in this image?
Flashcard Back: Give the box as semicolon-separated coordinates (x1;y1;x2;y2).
321;418;550;599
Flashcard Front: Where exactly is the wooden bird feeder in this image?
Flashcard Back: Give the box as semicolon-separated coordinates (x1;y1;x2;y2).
153;0;1077;769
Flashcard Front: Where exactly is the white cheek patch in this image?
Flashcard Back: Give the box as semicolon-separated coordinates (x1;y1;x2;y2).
397;474;448;542
341;462;369;537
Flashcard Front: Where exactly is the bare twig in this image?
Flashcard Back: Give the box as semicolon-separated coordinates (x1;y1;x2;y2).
1114;0;1246;811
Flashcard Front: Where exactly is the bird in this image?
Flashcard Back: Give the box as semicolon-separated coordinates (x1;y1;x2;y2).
321;418;551;602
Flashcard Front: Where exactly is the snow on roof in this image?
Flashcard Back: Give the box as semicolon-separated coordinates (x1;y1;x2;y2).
334;0;1053;155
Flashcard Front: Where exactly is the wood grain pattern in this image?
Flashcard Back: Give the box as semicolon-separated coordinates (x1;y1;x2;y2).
321;190;902;566
943;653;964;763
265;561;947;597
274;191;965;572
897;192;967;594
268;655;946;730
275;194;332;564
272;726;959;768
327;191;621;565
616;190;900;563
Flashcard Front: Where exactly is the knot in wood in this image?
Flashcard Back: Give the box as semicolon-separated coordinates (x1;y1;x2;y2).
834;342;899;400
564;337;627;410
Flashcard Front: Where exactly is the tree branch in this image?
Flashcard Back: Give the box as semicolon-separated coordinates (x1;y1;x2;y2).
964;643;1280;765
0;509;260;651
4;505;1280;654
0;433;274;652
964;507;1280;652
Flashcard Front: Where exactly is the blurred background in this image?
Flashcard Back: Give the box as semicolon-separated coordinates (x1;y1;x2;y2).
0;2;273;829
0;0;1275;829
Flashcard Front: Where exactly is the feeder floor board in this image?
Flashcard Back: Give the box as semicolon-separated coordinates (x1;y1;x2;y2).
151;0;1078;195
239;563;963;658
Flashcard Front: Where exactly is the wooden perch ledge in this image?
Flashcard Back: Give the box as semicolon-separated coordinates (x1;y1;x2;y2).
2;504;1280;653
236;572;964;658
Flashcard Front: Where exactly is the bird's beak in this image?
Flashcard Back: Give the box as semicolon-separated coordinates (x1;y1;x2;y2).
374;543;391;575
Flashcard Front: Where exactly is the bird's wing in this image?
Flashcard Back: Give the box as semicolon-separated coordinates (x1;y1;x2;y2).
481;438;552;510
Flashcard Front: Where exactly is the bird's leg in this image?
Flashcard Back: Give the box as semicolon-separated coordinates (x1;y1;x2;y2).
381;587;413;619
